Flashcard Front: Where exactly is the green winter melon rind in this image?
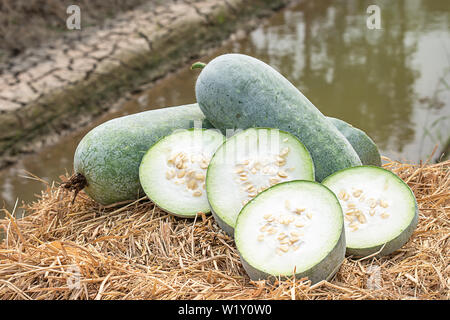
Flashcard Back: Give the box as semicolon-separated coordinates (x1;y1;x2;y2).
327;117;381;166
235;180;346;284
195;54;362;182
73;104;213;205
322;166;418;257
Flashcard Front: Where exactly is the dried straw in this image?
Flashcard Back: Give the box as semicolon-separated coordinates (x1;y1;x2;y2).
0;159;448;300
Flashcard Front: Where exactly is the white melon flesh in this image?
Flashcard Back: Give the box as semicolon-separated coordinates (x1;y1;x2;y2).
234;181;345;283
322;166;418;257
206;128;315;235
139;129;224;217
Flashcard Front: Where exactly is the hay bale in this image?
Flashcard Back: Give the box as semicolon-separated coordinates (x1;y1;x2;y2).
0;159;449;300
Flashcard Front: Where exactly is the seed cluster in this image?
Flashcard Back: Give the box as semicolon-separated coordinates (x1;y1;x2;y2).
165;151;210;197
338;188;390;231
235;145;294;206
256;200;314;255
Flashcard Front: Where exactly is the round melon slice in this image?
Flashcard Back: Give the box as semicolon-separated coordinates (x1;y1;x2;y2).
234;181;345;284
139;129;224;217
322;166;418;257
206;128;315;236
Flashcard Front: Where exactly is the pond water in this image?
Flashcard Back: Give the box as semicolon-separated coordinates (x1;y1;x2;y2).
1;0;449;215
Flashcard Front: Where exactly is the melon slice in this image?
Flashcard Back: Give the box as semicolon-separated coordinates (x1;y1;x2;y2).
322;166;418;257
139;129;224;217
206;128;314;235
234;181;345;284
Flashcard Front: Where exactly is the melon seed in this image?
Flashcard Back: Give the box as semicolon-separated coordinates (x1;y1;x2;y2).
166;170;176;180
379;200;389;208
167;155;176;165
187;180;198;190
277;233;287;241
353;190;363;198
193;190;202;197
280;147;290;157
235;166;245;174
357;213;367;224
276;158;286;167
277;170;288;178
195;173;205;181
349;221;359;229
345;215;354;222
177;170;186;179
186;170;196;178
269;177;280;185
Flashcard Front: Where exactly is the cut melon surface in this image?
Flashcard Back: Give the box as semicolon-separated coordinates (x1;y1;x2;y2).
139;129;224;217
234;181;345;283
322;166;418;257
206;128;315;235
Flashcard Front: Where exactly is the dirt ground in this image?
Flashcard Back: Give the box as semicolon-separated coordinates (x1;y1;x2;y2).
0;0;165;64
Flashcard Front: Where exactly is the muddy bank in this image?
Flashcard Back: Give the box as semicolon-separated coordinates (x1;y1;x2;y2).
0;0;153;64
0;0;291;168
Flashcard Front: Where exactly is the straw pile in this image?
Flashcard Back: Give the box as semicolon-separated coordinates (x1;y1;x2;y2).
0;158;448;300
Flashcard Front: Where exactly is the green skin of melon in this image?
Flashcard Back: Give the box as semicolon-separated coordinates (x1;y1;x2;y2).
195;54;362;182
235;181;346;284
74;104;213;205
322;166;419;257
327;117;382;167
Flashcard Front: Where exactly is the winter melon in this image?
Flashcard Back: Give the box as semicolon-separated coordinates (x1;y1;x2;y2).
139;129;224;217
73;104;212;205
195;54;362;181
322;166;418;257
235;180;345;284
327;117;381;166
206;127;314;235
